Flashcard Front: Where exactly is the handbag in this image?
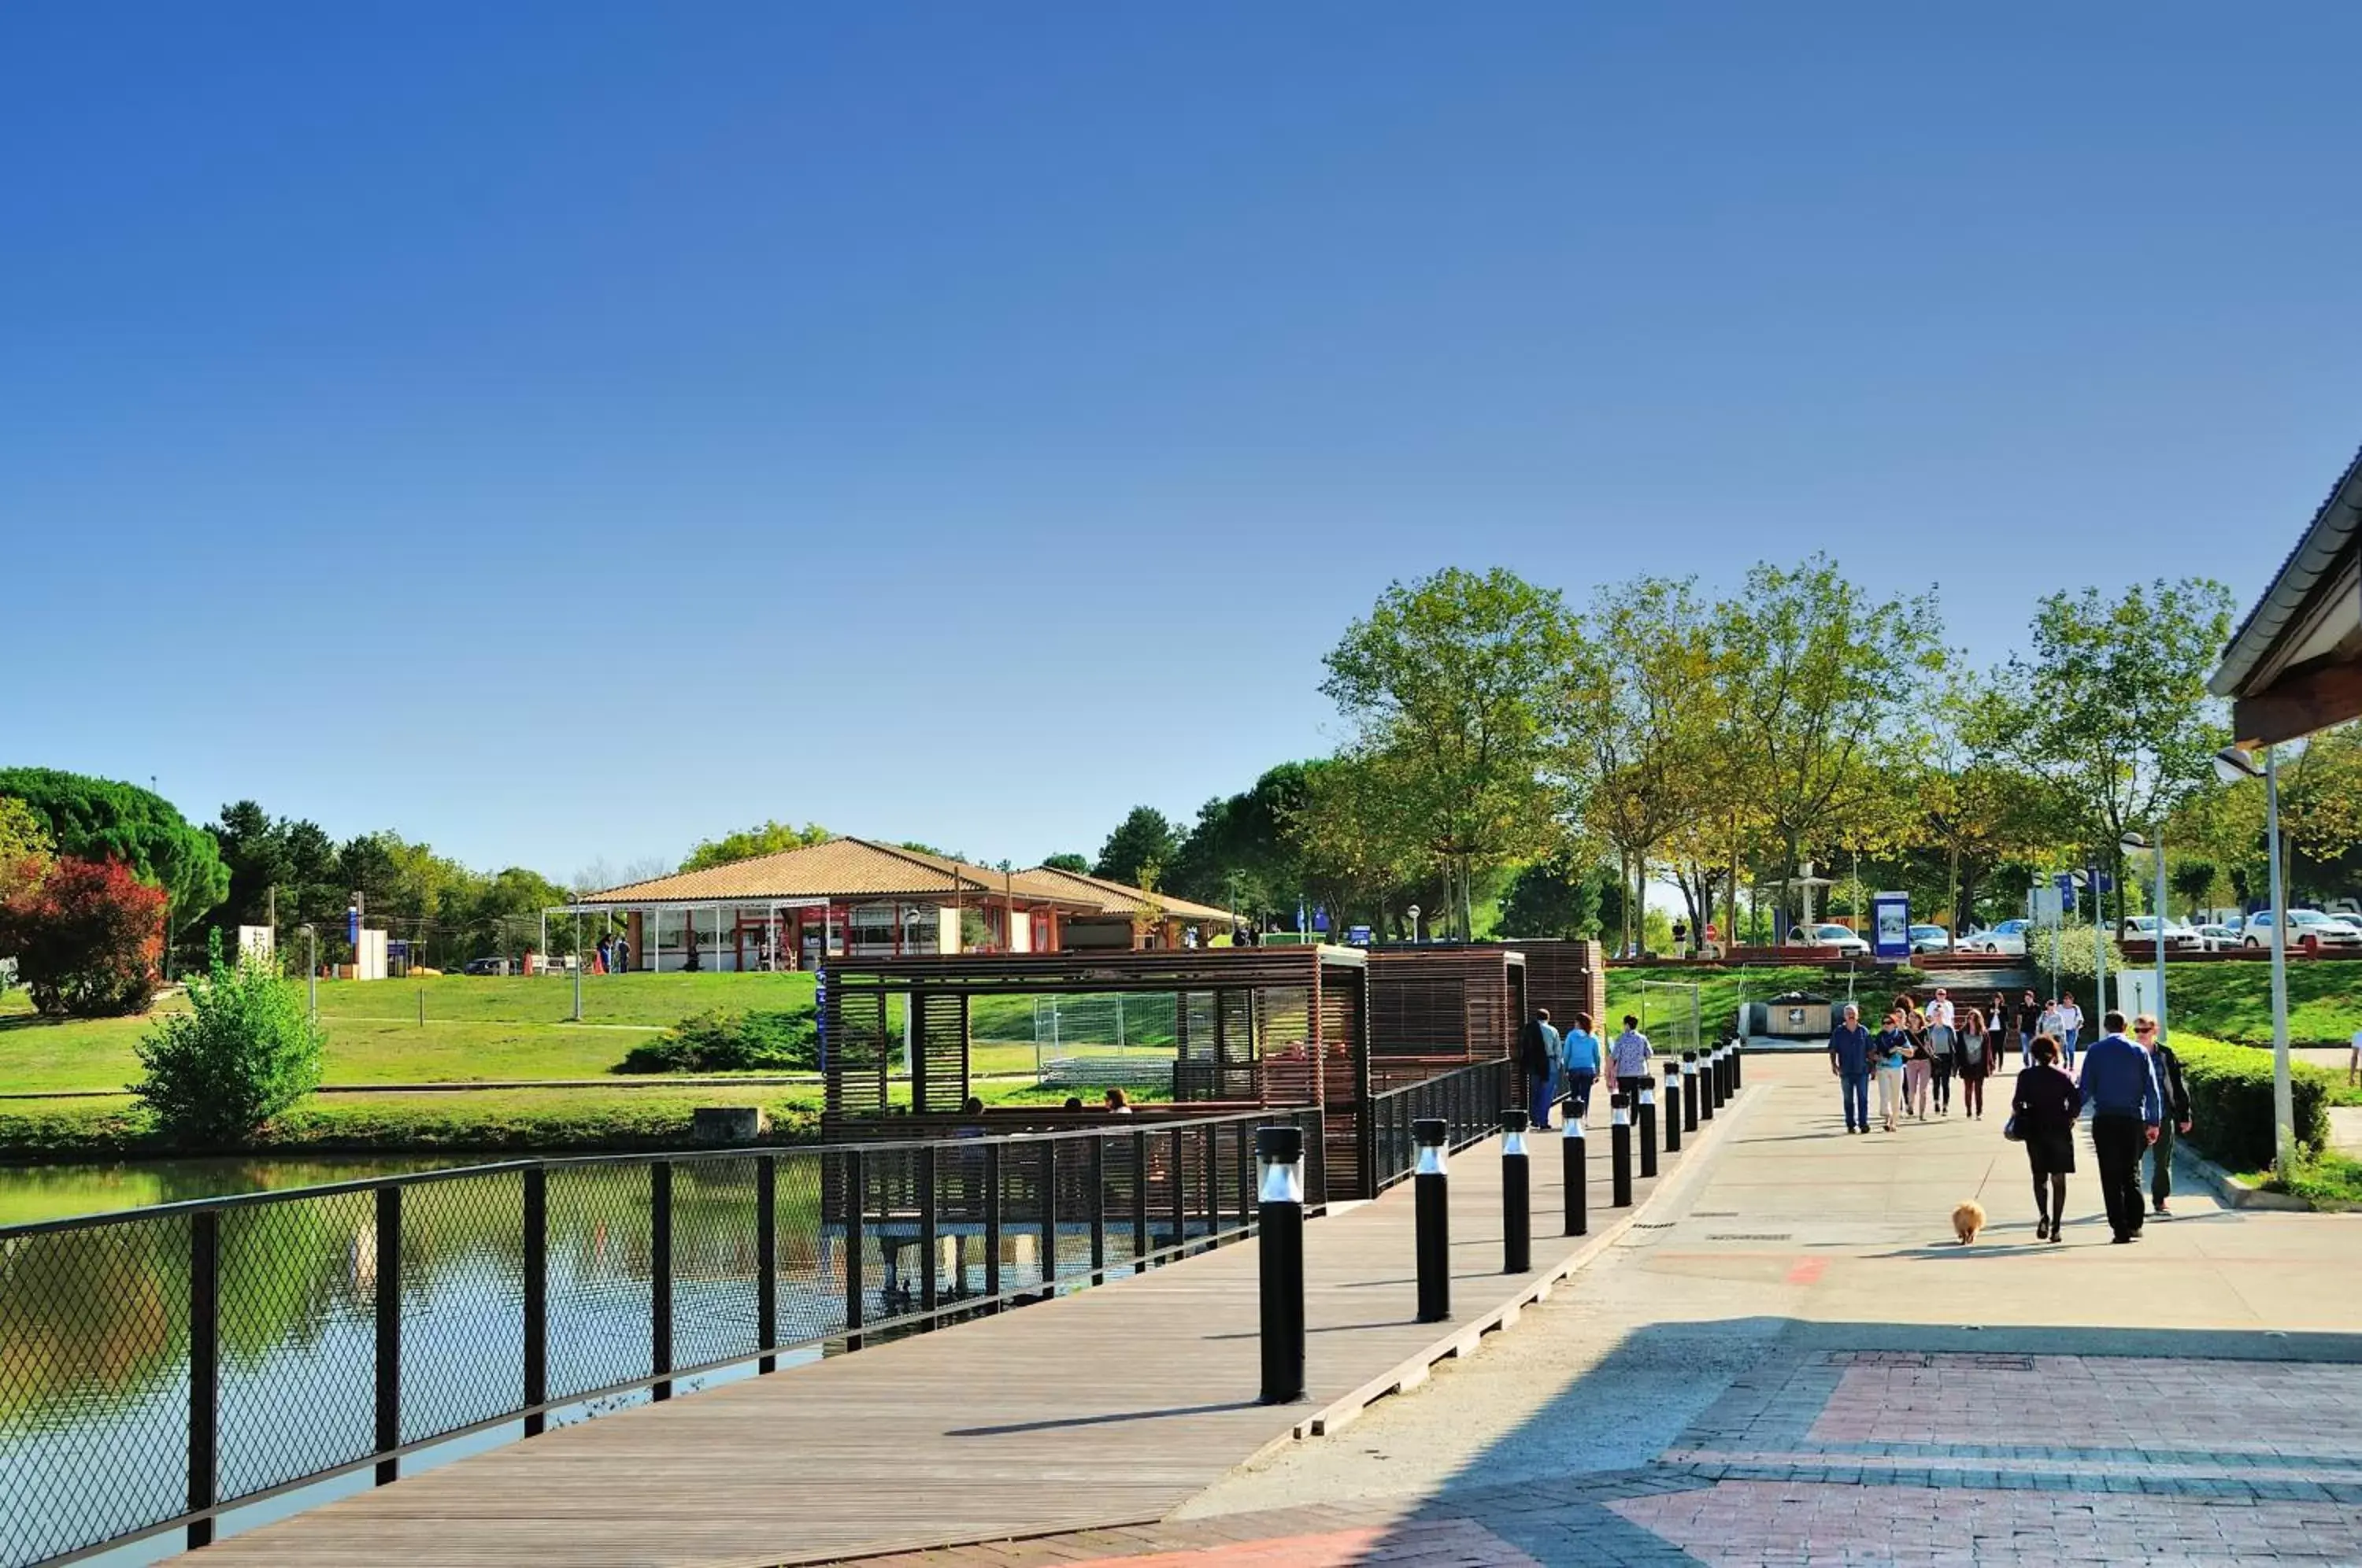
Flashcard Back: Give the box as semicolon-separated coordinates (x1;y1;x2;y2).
2002;1114;2023;1142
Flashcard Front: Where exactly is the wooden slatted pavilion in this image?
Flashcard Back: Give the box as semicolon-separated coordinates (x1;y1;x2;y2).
820;946;1379;1192
1365;945;1527;1090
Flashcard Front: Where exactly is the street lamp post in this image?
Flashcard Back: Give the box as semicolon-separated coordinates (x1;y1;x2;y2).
2120;830;2169;1046
2216;746;2294;1176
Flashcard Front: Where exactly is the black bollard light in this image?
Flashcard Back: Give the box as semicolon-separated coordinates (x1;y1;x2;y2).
1609;1093;1634;1207
1563;1113;1587;1236
1254;1125;1306;1404
1720;1040;1734;1104
1731;1034;1744;1091
1697;1050;1716;1122
1500;1108;1531;1274
1637;1078;1659;1178
1682;1051;1700;1133
1663;1060;1682;1154
1412;1116;1450;1323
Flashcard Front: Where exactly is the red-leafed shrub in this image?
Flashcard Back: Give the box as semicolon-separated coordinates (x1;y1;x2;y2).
0;856;166;1016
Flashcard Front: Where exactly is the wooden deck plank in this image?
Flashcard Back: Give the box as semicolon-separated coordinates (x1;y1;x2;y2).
202;1092;1746;1568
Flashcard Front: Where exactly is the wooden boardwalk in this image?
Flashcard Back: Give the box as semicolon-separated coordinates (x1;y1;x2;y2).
205;1093;1753;1568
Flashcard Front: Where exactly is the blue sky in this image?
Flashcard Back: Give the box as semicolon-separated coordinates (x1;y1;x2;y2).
6;3;2357;881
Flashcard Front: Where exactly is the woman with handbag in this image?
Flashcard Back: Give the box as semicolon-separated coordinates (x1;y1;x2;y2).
1874;1009;1912;1132
1901;998;1934;1120
2011;1034;2083;1242
1956;1006;1992;1119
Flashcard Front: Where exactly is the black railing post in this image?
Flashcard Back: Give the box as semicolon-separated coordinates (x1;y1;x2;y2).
375;1185;401;1483
1089;1135;1108;1285
982;1142;1001;1311
524;1167;549;1433
919;1144;940;1322
1235;1122;1253;1236
187;1210;219;1551
846;1148;866;1349
1131;1128;1150;1273
1038;1141;1058;1298
756;1156;777;1374
1305;1108;1328;1208
1201;1123;1220;1244
651;1162;673;1399
1168;1127;1187;1256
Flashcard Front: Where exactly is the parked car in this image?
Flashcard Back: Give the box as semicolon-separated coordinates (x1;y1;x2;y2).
1962;919;2031;956
463;956;511;976
1785;923;1871;958
2123;915;2204;952
1907;924;1953;954
2194;923;2243;951
2240;909;2362;953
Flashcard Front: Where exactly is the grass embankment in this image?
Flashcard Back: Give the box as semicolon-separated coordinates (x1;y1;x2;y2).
1605;964;1928;1034
2168;1031;2361;1208
2163;960;2362;1050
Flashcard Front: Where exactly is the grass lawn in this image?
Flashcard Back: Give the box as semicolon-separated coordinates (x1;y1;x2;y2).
1605;965;1915;1035
2164;960;2362;1049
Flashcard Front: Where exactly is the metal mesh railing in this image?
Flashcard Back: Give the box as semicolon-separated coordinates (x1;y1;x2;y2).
1364;1057;1516;1193
0;1106;1324;1568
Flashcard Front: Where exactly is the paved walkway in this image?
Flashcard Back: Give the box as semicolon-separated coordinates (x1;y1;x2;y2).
200;1082;1747;1566
868;1056;2362;1566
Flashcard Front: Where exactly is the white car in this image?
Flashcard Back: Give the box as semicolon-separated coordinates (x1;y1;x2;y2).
2242;909;2362;954
2194;923;2242;952
1963;919;2031;956
1907;924;1953;954
2123;915;2204;952
1786;923;1871;958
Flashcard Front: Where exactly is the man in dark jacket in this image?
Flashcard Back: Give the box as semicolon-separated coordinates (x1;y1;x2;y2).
2079;1010;2162;1242
1828;1003;1872;1134
1518;1008;1562;1130
2138;1015;2194;1217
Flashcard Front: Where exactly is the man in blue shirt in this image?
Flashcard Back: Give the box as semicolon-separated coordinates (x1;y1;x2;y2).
2078;1008;2162;1243
1827;1003;1871;1134
1559;1010;1604;1125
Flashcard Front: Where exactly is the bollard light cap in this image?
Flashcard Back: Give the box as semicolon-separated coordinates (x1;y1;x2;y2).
1255;1125;1304;1164
1683;1050;1697;1063
1499;1108;1529;1134
1412;1116;1449;1148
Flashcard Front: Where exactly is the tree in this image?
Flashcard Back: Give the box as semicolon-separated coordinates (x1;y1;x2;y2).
2012;578;2235;933
1712;557;1942;930
0;769;228;945
1320;568;1576;939
1500;856;1602;939
679;820;833;873
135;929;325;1141
0;856;167;1016
1093;807;1179;888
1909;673;2074;934
1561;575;1721;956
1164;763;1320;919
2169;857;2219;920
0;795;55;904
1041;852;1090;873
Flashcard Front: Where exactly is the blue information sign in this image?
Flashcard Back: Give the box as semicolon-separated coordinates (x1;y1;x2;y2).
1871;891;1911;961
1346;925;1372;946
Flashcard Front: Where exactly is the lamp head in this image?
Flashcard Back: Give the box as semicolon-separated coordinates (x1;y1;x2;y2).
2215;745;2261;785
2120;830;2151;854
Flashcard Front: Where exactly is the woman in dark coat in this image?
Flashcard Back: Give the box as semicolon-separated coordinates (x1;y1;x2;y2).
2012;1034;2083;1242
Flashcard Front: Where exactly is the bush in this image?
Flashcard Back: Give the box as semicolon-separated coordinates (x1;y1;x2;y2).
2171;1034;2331;1173
0;856;165;1016
2027;925;2126;984
135;930;325;1141
618;1008;817;1074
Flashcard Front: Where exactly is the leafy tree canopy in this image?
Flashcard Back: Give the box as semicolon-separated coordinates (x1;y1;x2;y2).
0;767;228;928
1094;806;1179;888
679;820;833;873
1040;852;1090;873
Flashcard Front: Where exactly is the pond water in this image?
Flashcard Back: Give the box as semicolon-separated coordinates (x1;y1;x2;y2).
0;1156;462;1229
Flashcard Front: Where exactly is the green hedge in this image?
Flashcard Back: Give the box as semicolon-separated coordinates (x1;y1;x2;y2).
2171;1034;2331;1172
617;1008;817;1074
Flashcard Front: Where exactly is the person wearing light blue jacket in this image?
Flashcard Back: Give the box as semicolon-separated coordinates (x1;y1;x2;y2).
1558;1011;1604;1124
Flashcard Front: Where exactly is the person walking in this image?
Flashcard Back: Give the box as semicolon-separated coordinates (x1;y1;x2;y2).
1957;1005;1992;1119
1829;1002;1872;1134
1560;1010;1604;1125
595;934;612;975
2138;1015;2193;1218
2038;996;2065;1065
613;933;631;974
1517;1007;1562;1131
1610;1015;1653;1103
2016;989;2042;1069
1874;1010;1912;1132
1926;989;1957;1117
2348;1023;2361;1089
2058;992;2086;1069
1901;999;1934;1120
2012;1034;2082;1242
2079;1010;2163;1244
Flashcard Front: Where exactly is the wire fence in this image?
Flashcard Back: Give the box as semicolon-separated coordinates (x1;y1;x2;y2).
0;1106;1323;1568
1635;979;1704;1058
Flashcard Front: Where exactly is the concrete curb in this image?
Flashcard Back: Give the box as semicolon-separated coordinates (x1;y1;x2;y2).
1269;1082;1763;1449
2175;1142;2312;1211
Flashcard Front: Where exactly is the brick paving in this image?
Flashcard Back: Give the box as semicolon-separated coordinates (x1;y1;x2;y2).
850;1352;2362;1566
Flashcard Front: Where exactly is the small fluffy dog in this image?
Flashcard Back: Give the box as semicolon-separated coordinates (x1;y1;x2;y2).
1951;1199;1988;1245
